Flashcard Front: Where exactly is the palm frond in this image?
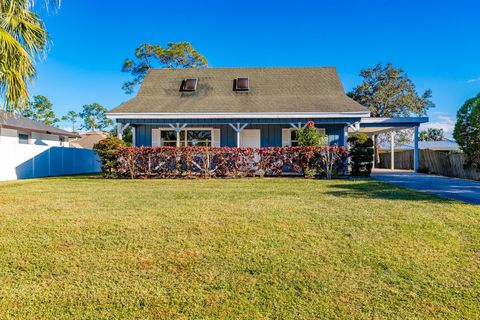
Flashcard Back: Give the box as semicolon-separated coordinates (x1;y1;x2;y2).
0;0;49;110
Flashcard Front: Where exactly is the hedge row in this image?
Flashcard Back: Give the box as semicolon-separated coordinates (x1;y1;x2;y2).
103;146;349;179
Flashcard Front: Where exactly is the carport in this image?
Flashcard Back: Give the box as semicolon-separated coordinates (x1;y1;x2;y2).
347;117;429;173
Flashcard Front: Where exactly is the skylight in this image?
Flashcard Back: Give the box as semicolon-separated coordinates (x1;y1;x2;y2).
236;77;249;91
182;78;198;91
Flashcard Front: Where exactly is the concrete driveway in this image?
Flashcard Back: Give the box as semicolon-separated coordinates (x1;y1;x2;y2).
372;170;480;205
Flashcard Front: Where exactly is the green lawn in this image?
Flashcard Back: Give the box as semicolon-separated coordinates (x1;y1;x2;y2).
0;176;479;319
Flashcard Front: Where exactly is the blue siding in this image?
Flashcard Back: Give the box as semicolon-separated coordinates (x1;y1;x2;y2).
134;123;346;147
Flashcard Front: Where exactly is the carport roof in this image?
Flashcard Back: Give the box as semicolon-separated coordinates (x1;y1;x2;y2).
349;117;429;134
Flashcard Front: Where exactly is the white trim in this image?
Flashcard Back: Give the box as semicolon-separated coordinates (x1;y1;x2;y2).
282;128;291;147
106;112;371;120
347;122;360;133
360;117;428;124
228;123;249;133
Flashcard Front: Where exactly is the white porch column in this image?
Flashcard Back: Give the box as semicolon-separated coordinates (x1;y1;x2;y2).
132;127;136;146
390;131;395;171
413;126;419;173
168;123;188;147
343;125;349;147
236;131;240;148
117;123;130;140
229;123;249;147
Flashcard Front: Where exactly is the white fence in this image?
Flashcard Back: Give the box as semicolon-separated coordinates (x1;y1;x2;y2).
0;144;101;181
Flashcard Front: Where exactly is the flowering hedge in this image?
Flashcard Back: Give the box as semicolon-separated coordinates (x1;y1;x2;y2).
104;146;349;179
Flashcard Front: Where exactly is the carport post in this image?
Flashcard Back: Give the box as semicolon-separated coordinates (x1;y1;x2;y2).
413;126;419;173
372;134;375;169
390;131;395;171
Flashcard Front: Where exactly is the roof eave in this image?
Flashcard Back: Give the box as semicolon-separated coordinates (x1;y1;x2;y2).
106;111;371;120
0;124;79;138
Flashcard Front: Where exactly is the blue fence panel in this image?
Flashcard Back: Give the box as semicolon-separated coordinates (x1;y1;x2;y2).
12;146;101;180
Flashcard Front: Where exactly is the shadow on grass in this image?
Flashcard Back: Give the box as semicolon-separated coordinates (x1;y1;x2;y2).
326;179;454;203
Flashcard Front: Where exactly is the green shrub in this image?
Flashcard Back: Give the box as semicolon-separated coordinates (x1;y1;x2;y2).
93;137;127;177
297;121;328;146
348;133;374;177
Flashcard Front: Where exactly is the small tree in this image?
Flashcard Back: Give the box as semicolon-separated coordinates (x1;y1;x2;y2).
80;103;113;131
20;95;59;126
109;126;132;146
122;42;208;94
297;121;327;146
453;93;480;169
348;133;374;176
93;137;126;177
420;128;445;141
348;63;435;165
61;110;79;132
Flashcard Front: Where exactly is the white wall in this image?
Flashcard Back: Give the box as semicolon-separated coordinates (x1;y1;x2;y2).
0;128;69;147
0;144;101;181
0;128;19;144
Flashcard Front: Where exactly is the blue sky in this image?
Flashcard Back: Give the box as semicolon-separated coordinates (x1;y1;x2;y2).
31;0;480;137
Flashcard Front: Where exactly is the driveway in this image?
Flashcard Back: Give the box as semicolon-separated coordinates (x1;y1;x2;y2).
372;170;480;205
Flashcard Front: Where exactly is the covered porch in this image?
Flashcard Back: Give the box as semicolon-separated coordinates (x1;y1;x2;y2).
347;117;429;173
115;116;363;148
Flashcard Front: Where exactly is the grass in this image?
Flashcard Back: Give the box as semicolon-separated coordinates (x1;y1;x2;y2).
0;176;479;319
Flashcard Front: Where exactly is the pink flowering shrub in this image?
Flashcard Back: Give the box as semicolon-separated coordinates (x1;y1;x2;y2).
107;146;349;179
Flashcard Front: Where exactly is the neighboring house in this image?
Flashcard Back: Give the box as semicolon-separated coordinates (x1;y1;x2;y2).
0;110;78;146
107;67;428;172
69;131;108;149
380;140;460;152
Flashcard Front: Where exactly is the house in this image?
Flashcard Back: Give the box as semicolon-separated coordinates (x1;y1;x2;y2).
107;67;428;172
0;110;78;146
69;131;108;149
379;140;460;152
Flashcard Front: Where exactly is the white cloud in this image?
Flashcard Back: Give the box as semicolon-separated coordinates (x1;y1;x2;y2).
420;115;455;134
62;126;74;132
467;77;480;83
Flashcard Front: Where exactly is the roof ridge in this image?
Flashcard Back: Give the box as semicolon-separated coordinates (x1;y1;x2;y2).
147;66;337;71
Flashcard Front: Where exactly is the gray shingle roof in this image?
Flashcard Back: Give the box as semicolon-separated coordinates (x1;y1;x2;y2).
69;131;108;149
379;140;460;151
109;67;368;114
0;110;78;137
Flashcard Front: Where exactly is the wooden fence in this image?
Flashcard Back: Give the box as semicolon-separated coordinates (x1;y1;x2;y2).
379;150;480;181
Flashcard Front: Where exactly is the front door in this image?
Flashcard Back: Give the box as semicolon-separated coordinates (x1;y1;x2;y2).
240;129;261;148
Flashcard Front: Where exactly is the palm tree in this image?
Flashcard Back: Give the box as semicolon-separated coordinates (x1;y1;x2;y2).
0;0;59;111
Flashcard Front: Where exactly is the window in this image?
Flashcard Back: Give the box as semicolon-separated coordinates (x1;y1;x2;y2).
18;133;29;144
161;130;184;146
235;77;249;91
290;128;326;146
291;130;299;146
160;129;212;146
182;78;198;91
186;130;211;146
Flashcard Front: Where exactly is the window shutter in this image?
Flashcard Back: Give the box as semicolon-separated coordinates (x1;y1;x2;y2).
152;129;160;147
212;128;221;147
282;128;291;147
